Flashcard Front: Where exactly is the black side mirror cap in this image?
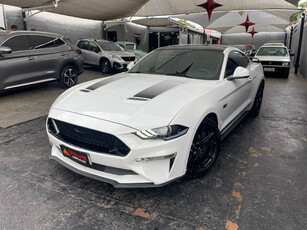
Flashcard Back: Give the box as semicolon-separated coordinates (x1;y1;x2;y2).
290;53;295;57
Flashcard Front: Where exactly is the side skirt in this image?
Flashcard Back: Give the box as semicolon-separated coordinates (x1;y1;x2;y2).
220;110;250;140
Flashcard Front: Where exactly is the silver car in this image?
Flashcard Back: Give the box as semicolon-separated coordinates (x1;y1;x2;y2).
76;39;135;73
0;31;84;91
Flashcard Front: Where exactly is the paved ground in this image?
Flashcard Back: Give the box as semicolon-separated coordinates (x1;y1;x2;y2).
0;66;109;129
0;68;306;230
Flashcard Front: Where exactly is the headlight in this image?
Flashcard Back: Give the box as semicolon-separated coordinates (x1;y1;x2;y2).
110;54;121;60
134;125;189;141
282;62;290;66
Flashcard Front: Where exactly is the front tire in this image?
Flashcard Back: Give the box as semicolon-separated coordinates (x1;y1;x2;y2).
100;59;111;74
250;82;264;117
58;65;78;88
186;118;221;178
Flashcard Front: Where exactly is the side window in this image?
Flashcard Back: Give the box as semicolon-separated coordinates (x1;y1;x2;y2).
225;51;250;78
230;51;249;68
2;35;30;51
225;59;238;77
88;42;100;53
77;41;89;50
29;35;65;49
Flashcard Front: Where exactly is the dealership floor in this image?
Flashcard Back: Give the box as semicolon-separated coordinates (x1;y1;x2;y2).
0;67;306;230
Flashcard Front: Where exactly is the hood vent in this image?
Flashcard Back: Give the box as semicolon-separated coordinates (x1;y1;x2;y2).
127;97;150;101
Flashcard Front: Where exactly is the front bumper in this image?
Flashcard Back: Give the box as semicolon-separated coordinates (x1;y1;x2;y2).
112;60;133;70
47;109;193;188
262;65;290;73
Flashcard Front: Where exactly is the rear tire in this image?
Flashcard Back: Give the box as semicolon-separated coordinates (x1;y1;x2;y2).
186;118;221;178
250;82;264;117
100;59;111;74
58;65;78;88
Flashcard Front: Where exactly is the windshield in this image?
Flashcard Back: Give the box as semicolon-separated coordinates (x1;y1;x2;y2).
97;41;123;51
129;49;224;80
257;47;288;57
126;44;135;50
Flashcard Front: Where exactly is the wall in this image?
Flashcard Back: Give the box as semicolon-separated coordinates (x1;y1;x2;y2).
221;32;286;49
3;5;103;43
105;22;149;52
287;15;307;79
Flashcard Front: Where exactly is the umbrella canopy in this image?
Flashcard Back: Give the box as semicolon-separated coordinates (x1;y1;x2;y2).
0;0;149;21
135;0;298;17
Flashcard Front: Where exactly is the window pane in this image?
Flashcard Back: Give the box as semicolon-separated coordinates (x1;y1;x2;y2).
229;51;249;68
29;35;65;49
2;35;30;51
89;42;100;52
77;41;89;50
130;49;224;80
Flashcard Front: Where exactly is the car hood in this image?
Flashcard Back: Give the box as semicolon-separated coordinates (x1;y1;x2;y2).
109;51;135;57
51;73;217;130
255;55;290;62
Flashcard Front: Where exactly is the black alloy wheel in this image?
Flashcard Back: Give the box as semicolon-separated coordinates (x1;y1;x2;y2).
100;59;111;74
250;82;264;117
187;118;221;178
58;65;78;88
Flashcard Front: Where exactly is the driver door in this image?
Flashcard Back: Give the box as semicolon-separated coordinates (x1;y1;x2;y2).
220;51;254;129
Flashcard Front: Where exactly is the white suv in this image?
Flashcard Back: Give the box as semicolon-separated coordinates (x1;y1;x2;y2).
255;44;291;78
76;39;135;73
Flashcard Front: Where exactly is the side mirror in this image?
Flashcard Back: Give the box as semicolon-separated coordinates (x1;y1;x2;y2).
228;67;250;81
127;62;134;70
290;53;295;57
0;46;12;55
252;57;260;63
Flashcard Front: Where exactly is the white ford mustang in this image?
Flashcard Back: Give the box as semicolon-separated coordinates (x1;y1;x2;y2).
47;45;265;188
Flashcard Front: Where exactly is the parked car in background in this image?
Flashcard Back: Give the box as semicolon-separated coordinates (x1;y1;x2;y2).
76;39;135;73
0;31;83;91
115;41;147;61
255;44;291;78
231;44;256;57
47;45;265;188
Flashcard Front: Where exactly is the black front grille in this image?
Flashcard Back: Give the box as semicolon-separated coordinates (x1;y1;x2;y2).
121;56;135;62
261;61;283;66
48;119;130;157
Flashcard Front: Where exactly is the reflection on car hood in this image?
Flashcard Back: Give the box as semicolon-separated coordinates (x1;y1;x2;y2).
51;73;217;130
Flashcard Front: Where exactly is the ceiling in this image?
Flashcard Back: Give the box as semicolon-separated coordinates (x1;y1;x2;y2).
0;0;149;21
135;0;298;17
0;0;300;21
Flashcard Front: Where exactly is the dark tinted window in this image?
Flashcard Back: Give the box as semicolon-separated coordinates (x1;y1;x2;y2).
225;59;238;77
225;51;250;77
88;42;100;53
29;35;65;49
2;35;30;51
229;51;249;68
77;41;89;50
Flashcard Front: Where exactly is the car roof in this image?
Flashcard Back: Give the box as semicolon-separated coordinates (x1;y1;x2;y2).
79;38;110;43
0;30;62;37
116;41;135;45
157;44;229;51
262;43;285;46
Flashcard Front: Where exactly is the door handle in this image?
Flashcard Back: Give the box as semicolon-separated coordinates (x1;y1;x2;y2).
60;53;66;56
28;57;35;61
